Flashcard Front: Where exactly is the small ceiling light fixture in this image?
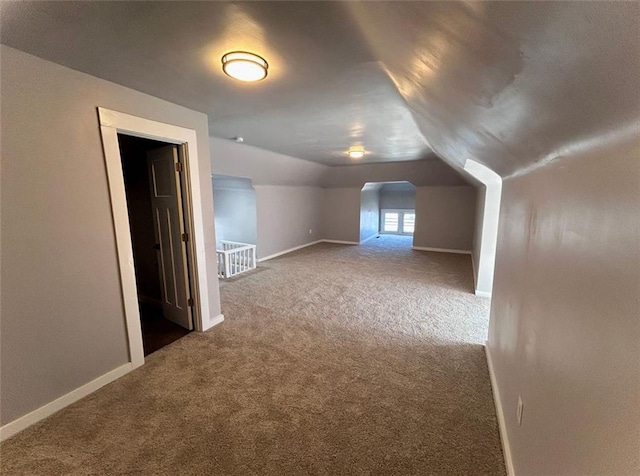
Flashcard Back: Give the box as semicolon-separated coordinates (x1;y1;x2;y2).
222;51;268;82
348;146;365;159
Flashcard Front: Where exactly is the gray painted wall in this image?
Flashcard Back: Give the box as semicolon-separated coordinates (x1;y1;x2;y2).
0;46;221;426
359;186;380;242
208;142;324;259
212;175;258;247
323;160;468;188
488;140;640;475
321;185;476;249
413;186;476;251
208;140;476;255
379;183;416;210
254;186;322;259
210;137;327;186
321;188;361;243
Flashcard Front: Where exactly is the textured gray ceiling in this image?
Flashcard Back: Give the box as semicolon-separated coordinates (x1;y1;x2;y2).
1;1;637;174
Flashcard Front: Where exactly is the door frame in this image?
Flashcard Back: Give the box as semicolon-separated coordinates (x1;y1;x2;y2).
98;107;214;368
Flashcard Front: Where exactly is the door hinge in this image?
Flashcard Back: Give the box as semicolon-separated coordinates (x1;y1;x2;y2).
175;162;183;173
182;232;189;242
187;297;194;307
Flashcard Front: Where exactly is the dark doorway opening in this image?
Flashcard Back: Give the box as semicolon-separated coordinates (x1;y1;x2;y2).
118;135;191;355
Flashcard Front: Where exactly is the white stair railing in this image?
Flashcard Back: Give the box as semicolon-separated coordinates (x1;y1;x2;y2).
216;241;257;278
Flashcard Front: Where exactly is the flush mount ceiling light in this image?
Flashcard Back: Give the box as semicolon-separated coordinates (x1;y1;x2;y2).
348;146;365;159
222;51;268;82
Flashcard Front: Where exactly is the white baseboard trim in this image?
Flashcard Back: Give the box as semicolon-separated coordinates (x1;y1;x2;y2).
203;313;225;331
475;289;492;298
485;344;515;476
258;240;322;262
0;362;133;442
258;239;364;263
322;239;359;245
359;234;379;244
412;246;472;255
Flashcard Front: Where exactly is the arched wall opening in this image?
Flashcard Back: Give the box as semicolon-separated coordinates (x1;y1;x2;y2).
360;181;417;246
464;160;502;298
211;174;258;249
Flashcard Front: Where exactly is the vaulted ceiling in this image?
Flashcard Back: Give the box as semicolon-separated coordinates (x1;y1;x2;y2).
1;1;637;175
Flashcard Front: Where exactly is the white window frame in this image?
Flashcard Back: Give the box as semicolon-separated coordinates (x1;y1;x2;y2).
381;209;416;235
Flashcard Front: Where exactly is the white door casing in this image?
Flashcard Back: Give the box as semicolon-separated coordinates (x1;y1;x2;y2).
0;109;225;444
98;107;222;369
147;146;193;330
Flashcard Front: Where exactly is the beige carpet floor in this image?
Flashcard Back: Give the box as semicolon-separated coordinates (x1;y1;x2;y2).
1;235;505;475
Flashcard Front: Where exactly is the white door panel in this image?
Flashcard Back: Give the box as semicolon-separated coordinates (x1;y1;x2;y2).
147;146;193;330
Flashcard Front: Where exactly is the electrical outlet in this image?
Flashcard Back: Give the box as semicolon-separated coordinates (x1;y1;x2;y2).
517;396;524;426
309;228;313;234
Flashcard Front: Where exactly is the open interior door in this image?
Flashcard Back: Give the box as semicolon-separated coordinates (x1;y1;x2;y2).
147;145;193;330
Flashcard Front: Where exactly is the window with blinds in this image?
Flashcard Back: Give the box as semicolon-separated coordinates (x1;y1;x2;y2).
383;212;399;232
381;210;415;235
403;213;415;234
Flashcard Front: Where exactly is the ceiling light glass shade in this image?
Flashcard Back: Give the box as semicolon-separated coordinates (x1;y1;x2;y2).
222;51;268;82
348;146;365;159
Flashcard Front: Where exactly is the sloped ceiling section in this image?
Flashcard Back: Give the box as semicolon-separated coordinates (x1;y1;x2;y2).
347;2;640;177
1;2;638;176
